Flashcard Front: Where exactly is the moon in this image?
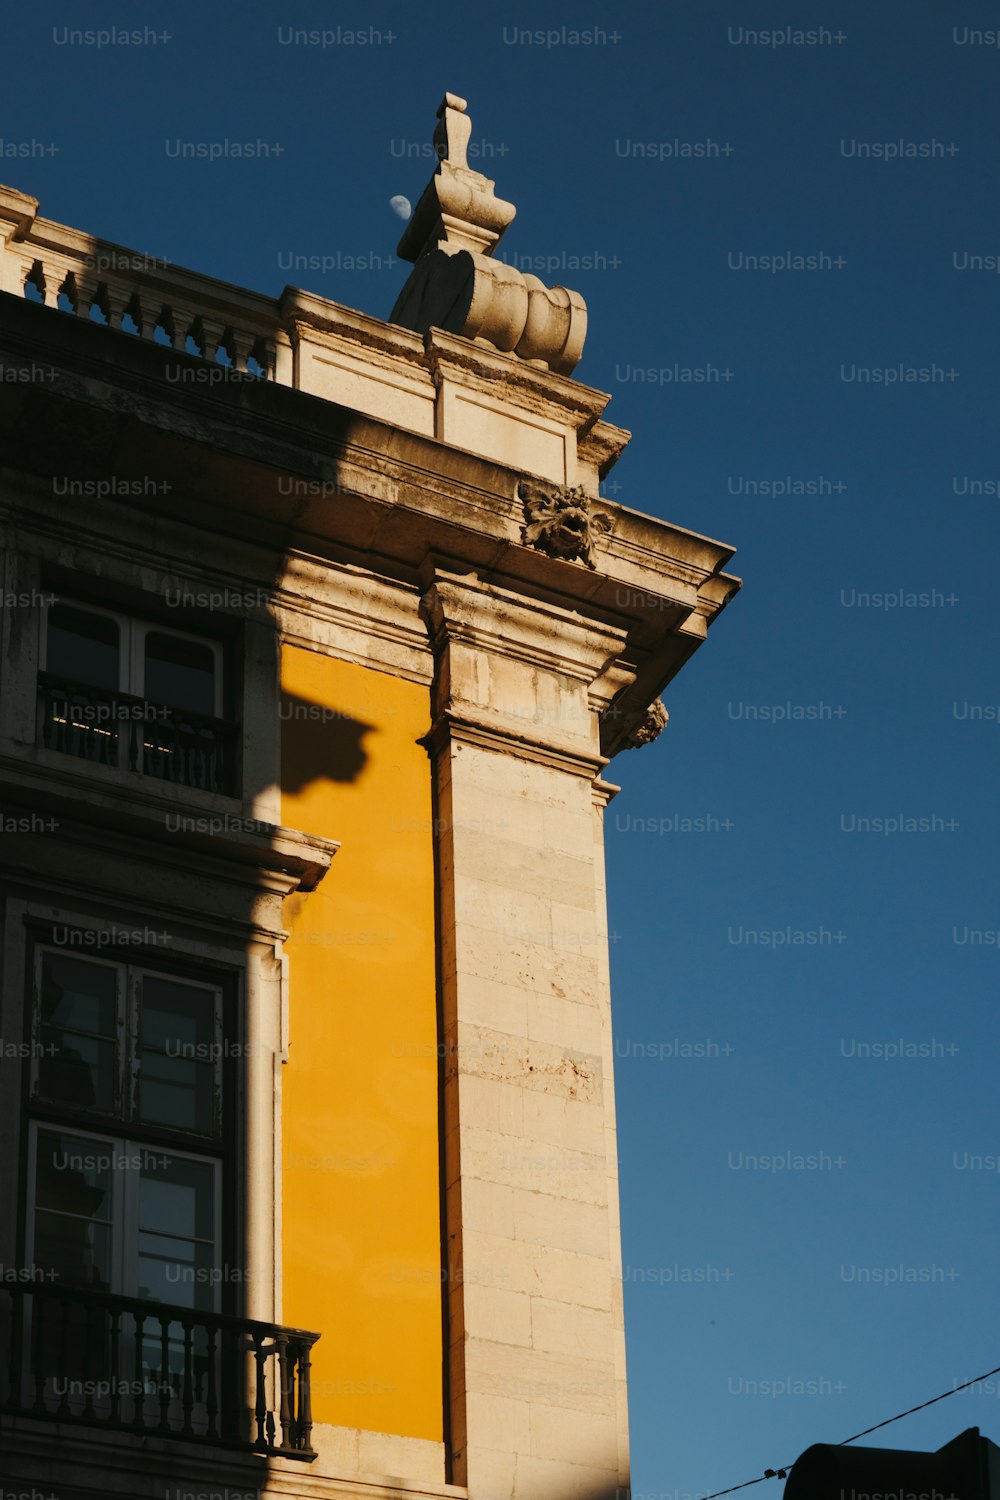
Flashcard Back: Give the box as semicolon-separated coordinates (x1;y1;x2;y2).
389;195;412;220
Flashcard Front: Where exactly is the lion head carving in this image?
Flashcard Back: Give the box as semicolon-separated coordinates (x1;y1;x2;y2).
518;480;611;568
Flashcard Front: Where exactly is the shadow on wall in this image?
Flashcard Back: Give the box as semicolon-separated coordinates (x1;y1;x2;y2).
279;690;375;793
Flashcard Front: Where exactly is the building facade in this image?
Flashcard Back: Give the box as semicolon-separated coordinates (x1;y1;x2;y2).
0;96;739;1500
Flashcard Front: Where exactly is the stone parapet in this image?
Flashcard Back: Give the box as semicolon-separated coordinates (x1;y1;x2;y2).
0;174;614;487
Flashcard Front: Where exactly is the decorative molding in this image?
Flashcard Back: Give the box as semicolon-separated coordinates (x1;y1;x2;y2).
518;479;612;568
0;754;337;897
622;698;669;749
423;711;609;780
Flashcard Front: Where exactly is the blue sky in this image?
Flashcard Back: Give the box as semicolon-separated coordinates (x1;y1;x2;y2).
5;2;1000;1495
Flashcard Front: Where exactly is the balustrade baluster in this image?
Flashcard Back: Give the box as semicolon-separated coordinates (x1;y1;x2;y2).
222;1323;241;1443
275;1333;291;1450
181;1318;194;1435
81;1299;97;1419
57;271;78;314
108;1305;121;1424
124;290;145;337
172;307;198;355
6;1288;23;1410
158;1315;172;1433
296;1338;314;1453
90;280;112;325
131;1312;147;1431
75;274;99;321
205;1321;219;1440
252;1332;269;1451
249;335;273;379
54;1294;71;1418
24;261;47;304
31;1293;49;1415
102;284;132;333
229;330;250;373
197;317;226;366
152;303;174;349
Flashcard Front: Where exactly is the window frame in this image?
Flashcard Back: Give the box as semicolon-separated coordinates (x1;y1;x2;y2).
30;942;226;1145
22;930;241;1317
39;596;226;719
24;1118;224;1310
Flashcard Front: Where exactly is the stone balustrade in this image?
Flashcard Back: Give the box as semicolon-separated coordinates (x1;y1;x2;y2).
0;186;285;379
0;182;629;489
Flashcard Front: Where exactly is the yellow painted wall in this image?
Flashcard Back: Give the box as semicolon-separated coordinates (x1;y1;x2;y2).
279;645;442;1441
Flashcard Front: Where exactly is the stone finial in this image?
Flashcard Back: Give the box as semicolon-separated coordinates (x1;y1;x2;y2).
390;96;588;375
396;93;516;263
519;479;611;568
433;92;473;168
623;700;669;749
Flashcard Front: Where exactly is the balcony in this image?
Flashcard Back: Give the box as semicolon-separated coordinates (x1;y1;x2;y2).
37;671;239;797
0;1283;319;1460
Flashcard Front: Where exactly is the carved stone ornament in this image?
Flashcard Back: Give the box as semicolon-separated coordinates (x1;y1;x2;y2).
518;479;611;568
391;95;588;374
623;699;669;749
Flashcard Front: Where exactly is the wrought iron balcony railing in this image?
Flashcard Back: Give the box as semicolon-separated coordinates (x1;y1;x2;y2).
37;671;240;797
0;1283;319;1460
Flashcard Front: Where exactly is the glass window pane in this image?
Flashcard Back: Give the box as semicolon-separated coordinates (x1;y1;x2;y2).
138;1156;215;1241
140;1069;214;1135
144;632;216;716
137;1233;218;1311
34;1129;115;1215
40;952;117;1034
37;953;118;1113
33;1129;114;1289
46;604;119;689
138;1155;217;1311
38;1027;116;1112
138;975;218;1133
140;974;215;1051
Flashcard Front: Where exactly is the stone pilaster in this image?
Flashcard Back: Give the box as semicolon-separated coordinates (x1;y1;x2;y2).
421;568;632;1500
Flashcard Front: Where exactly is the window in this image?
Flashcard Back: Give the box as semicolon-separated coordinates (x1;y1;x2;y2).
28;1125;220;1309
27;945;228;1313
20;941;234;1424
37;598;237;795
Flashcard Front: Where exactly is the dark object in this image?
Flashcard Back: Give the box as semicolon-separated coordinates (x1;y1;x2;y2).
784;1428;1000;1500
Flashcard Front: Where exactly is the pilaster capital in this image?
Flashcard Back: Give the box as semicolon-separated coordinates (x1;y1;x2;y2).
419;565;631;774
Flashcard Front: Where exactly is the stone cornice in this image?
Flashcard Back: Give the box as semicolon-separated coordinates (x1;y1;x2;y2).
422;327;609;425
0;298;737;597
0;754;337;895
577;419;632;479
0;294;740;758
279;288;427;357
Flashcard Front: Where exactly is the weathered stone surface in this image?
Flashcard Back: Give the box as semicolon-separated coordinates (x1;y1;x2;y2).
519;479;613;567
623;697;670;748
